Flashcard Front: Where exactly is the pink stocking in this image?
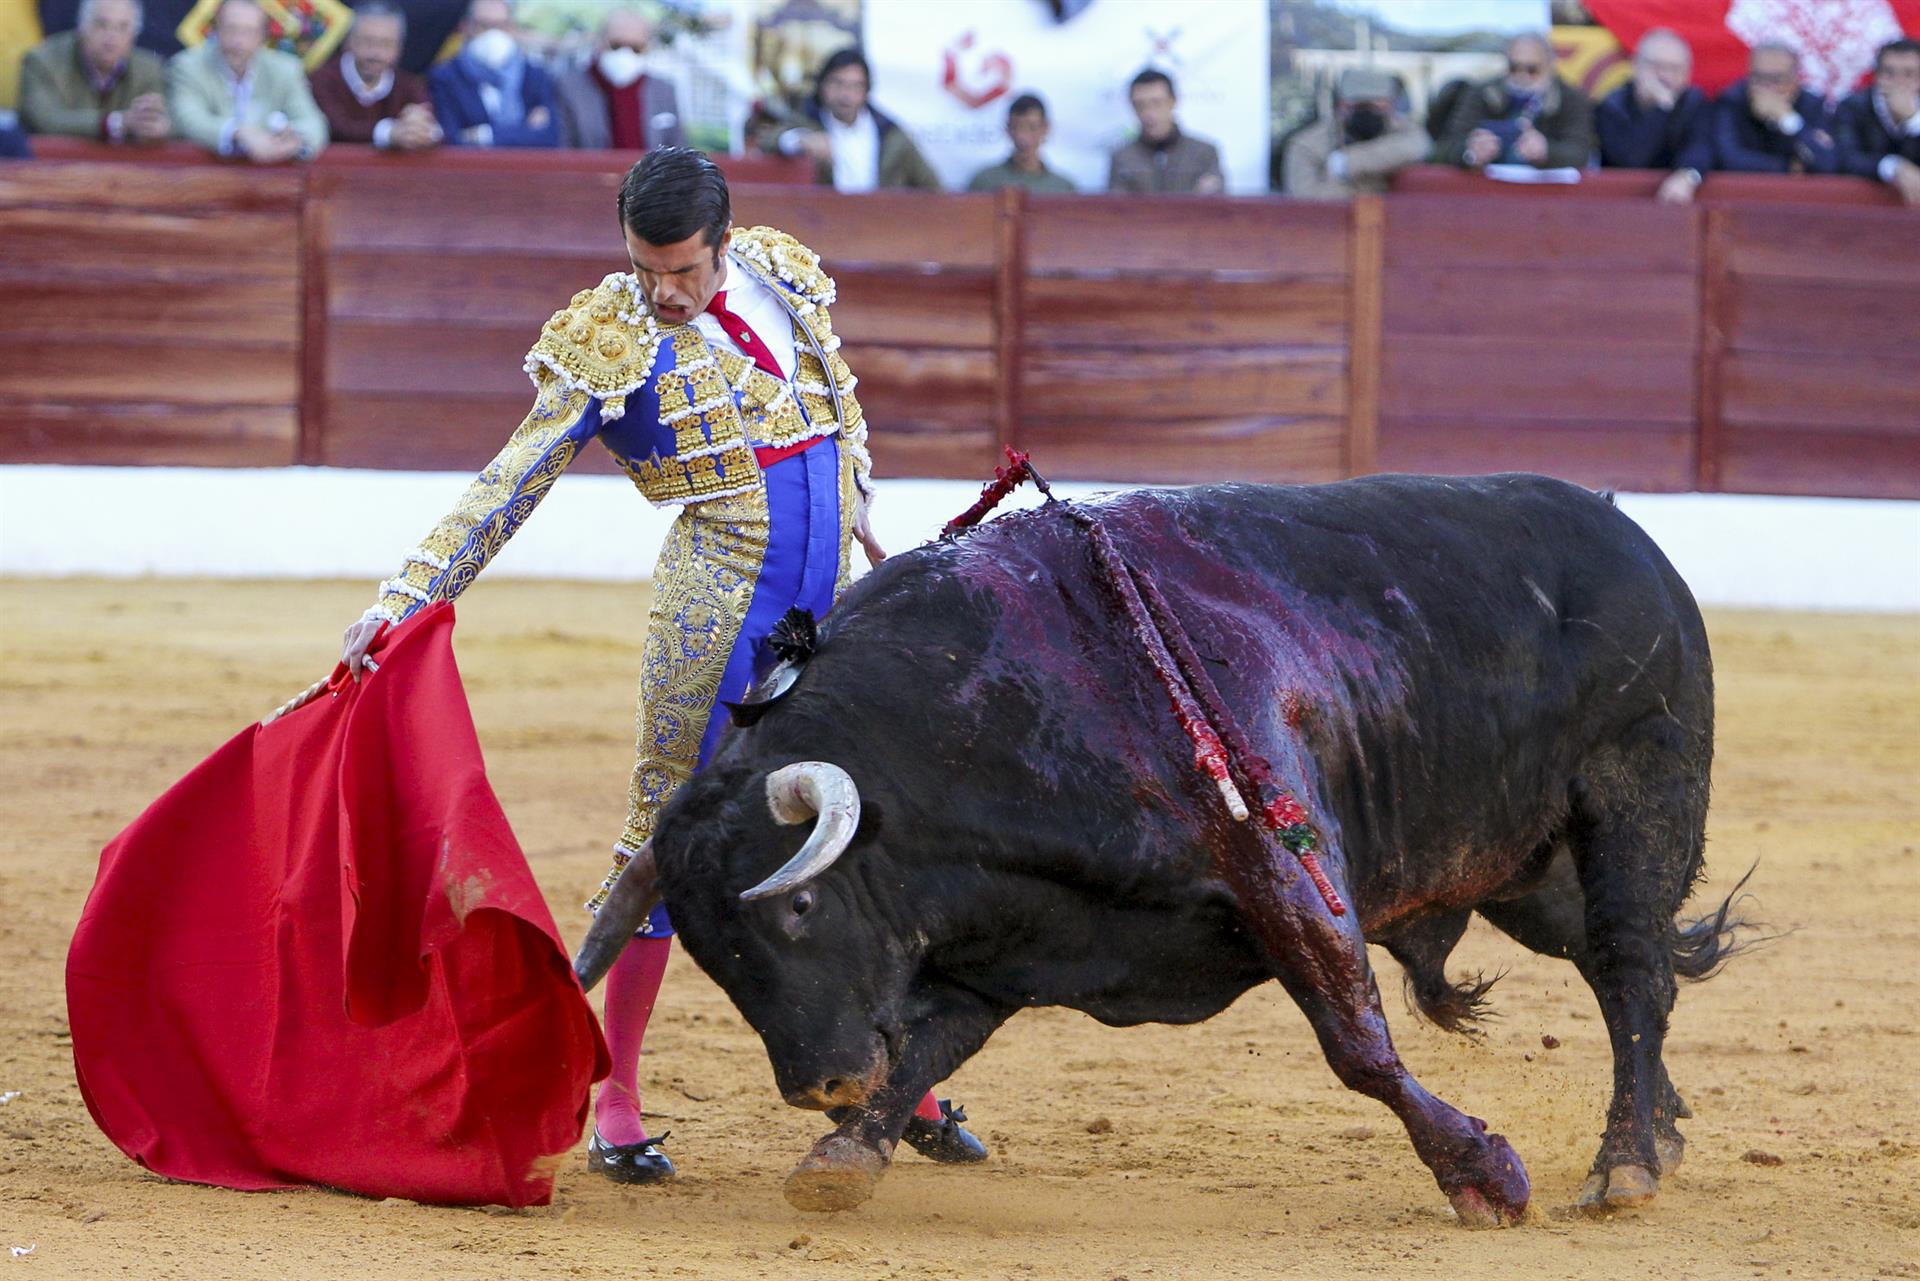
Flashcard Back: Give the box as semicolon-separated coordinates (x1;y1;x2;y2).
914;1091;943;1122
593;936;672;1145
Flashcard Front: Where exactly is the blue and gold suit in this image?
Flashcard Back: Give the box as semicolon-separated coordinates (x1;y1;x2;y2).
366;228;872;932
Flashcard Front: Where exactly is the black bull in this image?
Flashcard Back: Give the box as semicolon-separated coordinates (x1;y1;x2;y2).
577;473;1747;1223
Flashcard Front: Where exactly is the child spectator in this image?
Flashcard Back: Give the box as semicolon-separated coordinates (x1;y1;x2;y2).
966;94;1075;193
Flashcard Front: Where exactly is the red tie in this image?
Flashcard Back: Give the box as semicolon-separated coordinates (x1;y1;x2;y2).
703;290;784;380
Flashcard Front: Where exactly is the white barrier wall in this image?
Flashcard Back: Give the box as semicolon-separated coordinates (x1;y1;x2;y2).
1;465;1915;613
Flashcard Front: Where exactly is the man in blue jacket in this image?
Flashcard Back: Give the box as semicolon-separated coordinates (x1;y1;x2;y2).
428;0;560;148
1595;28;1712;203
1712;42;1835;174
1834;37;1920;205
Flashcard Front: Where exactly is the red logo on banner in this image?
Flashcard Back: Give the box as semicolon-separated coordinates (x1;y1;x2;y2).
942;31;1013;110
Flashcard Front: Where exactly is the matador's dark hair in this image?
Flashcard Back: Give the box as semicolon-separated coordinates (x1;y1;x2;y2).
617;147;731;255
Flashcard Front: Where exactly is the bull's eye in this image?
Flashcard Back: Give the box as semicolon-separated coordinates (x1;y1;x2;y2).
790;889;816;917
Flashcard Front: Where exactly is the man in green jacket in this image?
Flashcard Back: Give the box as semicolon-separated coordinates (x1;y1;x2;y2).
19;0;170;143
1439;32;1596;171
769;48;940;192
167;0;327;164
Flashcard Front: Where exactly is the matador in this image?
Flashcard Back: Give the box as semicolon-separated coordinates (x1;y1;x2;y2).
340;148;986;1184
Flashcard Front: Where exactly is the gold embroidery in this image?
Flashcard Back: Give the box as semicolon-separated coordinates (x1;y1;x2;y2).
526;273;663;405
620;442;761;505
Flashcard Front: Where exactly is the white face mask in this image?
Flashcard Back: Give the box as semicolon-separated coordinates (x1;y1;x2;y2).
465;28;518;70
597;46;646;89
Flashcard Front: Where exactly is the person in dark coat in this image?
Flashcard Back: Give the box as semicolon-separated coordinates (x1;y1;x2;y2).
427;0;561;148
552;7;686;151
1595;27;1712;202
1440;32;1595;170
309;0;440;150
1834;37;1920;204
1711;43;1835;174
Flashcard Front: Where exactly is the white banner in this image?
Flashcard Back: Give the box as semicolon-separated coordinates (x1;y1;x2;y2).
864;0;1271;195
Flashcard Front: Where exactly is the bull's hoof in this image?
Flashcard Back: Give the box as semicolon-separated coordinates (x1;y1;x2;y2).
1654;1129;1686;1175
1445;1131;1530;1228
783;1135;889;1213
1576;1163;1659;1215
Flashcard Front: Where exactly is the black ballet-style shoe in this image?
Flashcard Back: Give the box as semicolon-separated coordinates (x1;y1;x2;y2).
900;1100;989;1164
587;1129;676;1184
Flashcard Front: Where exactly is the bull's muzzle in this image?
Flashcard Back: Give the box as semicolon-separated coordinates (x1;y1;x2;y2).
740;762;861;901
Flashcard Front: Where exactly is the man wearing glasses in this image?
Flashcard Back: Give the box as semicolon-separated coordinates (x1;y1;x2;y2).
1440;32;1596;172
1711;42;1836;174
1835;37;1920;204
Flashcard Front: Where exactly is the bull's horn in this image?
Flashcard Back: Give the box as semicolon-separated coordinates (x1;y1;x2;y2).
740;762;861;902
572;841;660;992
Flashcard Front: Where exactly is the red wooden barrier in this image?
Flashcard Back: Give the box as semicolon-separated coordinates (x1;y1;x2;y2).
1;148;1915;498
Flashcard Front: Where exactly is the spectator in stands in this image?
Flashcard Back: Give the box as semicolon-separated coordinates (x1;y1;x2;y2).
309;1;440;152
1596;27;1712;203
1712;43;1835;174
1440;32;1595;171
772;48;940;191
553;7;686;151
1834;37;1920;205
1109;68;1224;194
966;93;1075;193
19;0;170;144
429;0;561;148
167;0;327;163
0;115;29;158
1282;67;1426;199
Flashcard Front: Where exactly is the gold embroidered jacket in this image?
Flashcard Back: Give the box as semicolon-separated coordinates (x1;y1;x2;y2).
369;227;870;624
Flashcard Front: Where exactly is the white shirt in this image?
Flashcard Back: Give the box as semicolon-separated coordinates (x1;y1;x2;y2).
823;108;881;193
692;256;798;382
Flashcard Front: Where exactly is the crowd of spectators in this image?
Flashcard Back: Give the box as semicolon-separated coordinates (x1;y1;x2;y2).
6;0;1917;208
1285;29;1920;205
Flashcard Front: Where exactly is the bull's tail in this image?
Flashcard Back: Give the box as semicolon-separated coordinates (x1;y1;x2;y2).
1670;864;1769;981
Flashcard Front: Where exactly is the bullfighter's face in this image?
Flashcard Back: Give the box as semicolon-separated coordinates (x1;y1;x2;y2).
625;225;731;328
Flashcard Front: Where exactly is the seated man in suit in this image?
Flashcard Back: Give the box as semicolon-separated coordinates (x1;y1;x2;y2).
308;0;440;152
1834;37;1920;205
20;0;170;143
167;0;327;163
1711;42;1835;174
1595;27;1713;203
1441;31;1595;171
554;7;685;151
428;0;561;148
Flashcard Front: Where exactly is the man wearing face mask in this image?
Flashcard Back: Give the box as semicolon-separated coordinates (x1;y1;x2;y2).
1281;67;1427;199
334;147;989;1184
1595;28;1712;204
1440;32;1595;171
427;0;560;148
553;7;686;151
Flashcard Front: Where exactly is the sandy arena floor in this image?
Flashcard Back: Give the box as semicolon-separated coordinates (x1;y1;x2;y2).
1;578;1915;1280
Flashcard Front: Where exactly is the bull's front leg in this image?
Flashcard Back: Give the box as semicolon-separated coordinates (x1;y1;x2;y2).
784;983;1007;1212
1223;832;1531;1227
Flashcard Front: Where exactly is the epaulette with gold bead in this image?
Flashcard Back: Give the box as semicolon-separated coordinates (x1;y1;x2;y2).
523;273;664;423
729;227;836;308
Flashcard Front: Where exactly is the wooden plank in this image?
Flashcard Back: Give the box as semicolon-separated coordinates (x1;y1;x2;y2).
0;402;297;466
1723;276;1917;356
994;185;1026;456
0;339;298;405
300;180;330;466
1719;351;1920;433
1380;335;1695;423
0;273;297;344
1695;206;1730;491
1025;276;1349;348
844;346;997;428
0;207;300;280
1719;427;1920;499
1377;415;1696;492
1026;197;1350;276
827;267;995;348
1023;348;1346;419
326;168;622;252
1347;194;1384;477
319;393;622;473
730;189;999;268
327;250;617;327
1382;267;1698;343
327;319;531;397
871;421;999;481
1019;415;1347;484
1384;194;1698;273
0;160;304;213
1721;204;1920;284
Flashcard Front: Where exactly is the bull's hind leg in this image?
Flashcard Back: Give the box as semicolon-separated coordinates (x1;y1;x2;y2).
1559;717;1706;1213
1223;839;1529;1226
